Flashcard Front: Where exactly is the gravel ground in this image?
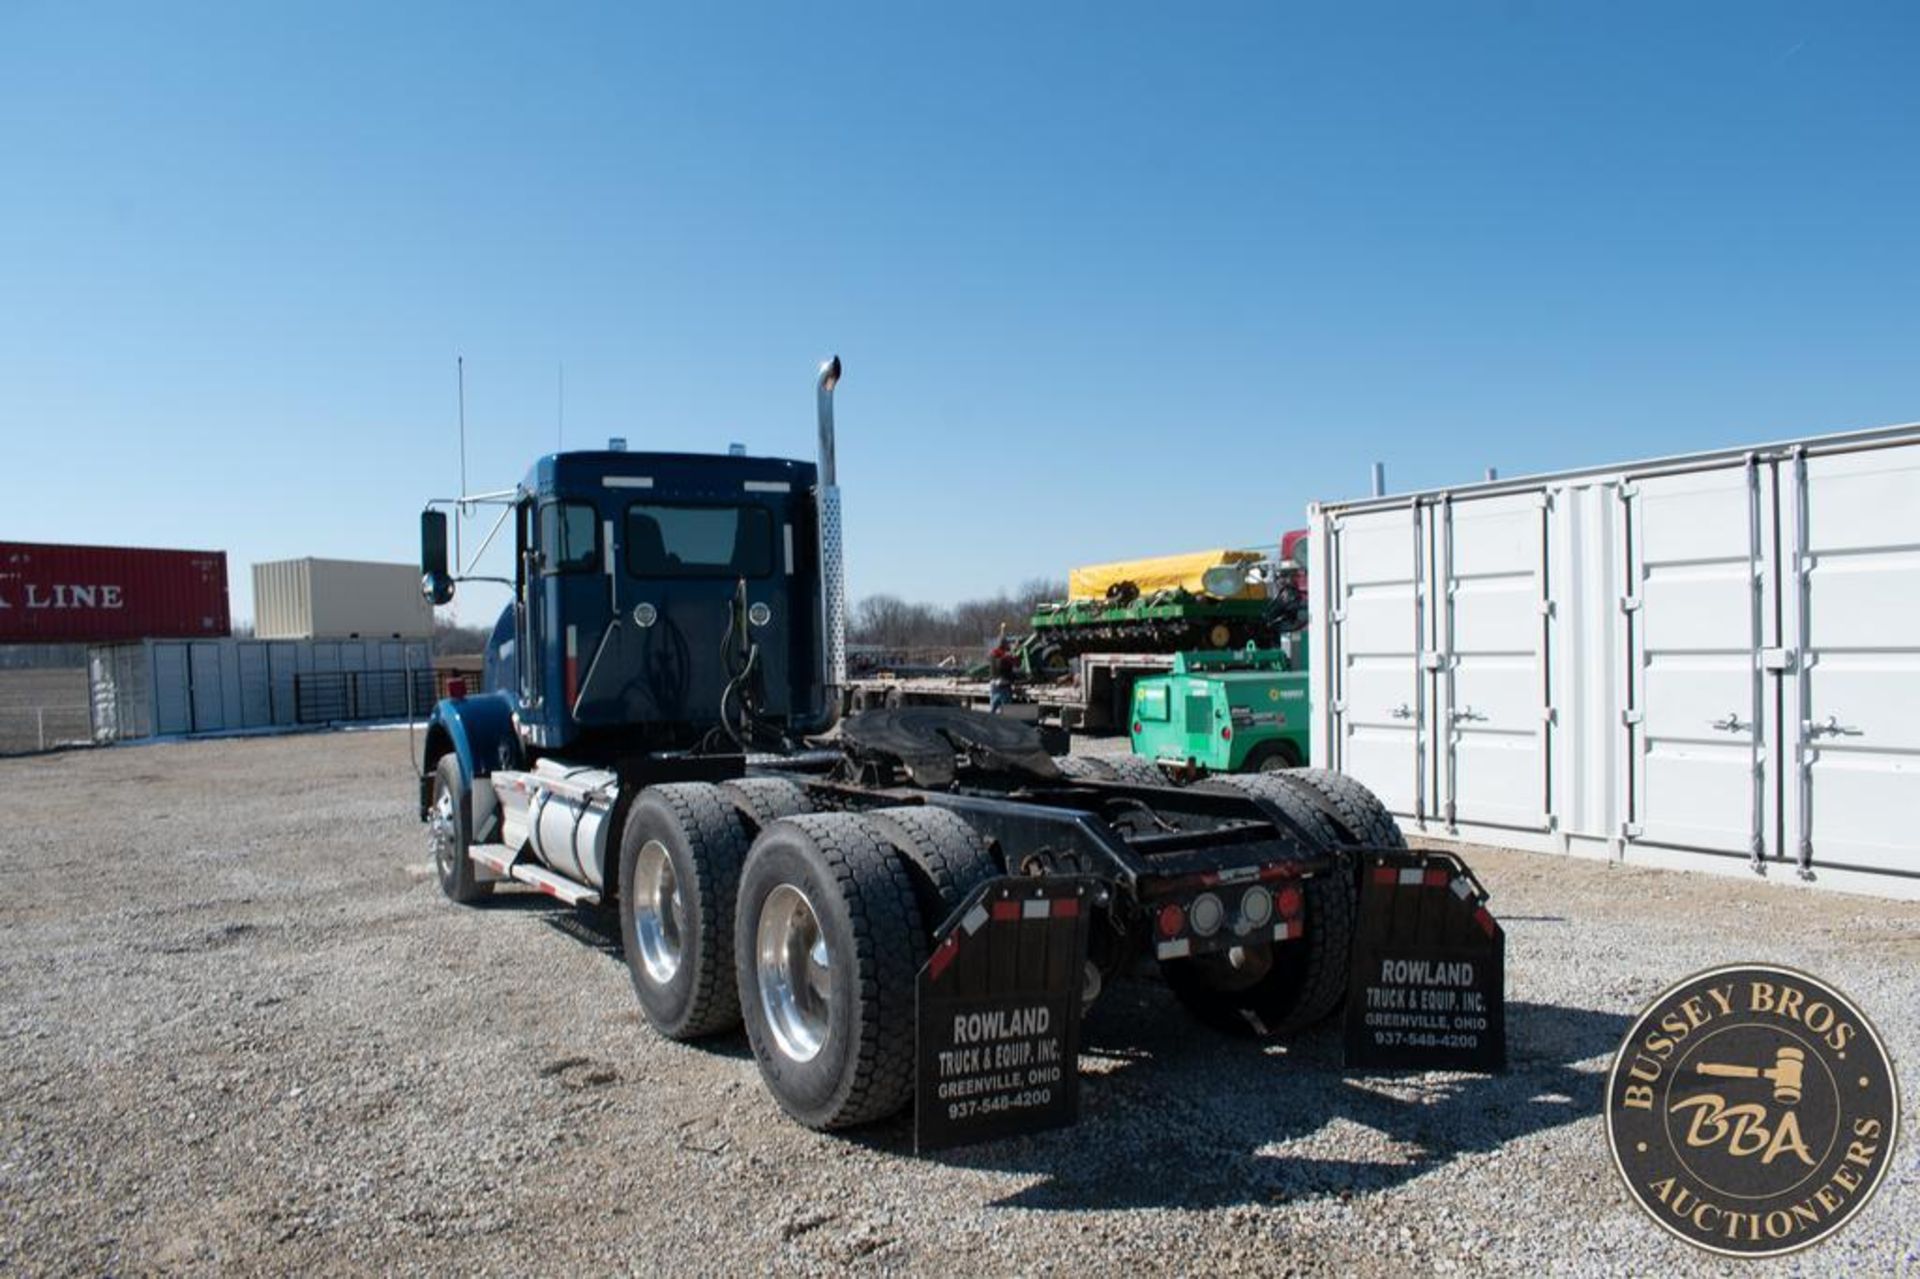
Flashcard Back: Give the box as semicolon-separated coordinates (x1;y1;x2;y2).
1;730;1914;1275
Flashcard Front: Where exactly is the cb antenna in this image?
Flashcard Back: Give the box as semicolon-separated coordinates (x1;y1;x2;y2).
456;354;468;570
457;355;469;500
557;360;565;450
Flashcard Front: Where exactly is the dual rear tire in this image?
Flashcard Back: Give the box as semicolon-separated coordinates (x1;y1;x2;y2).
1162;768;1402;1036
616;780;1003;1130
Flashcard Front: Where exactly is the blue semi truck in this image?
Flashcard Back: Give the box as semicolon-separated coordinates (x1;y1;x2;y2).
413;358;1506;1145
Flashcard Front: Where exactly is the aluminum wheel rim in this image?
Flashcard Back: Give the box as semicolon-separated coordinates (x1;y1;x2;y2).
427;784;456;881
631;840;685;985
756;883;831;1063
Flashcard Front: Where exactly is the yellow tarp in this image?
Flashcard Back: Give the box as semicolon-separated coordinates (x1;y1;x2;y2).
1067;548;1263;602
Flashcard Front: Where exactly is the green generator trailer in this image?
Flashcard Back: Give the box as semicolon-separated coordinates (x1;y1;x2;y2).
1129;647;1309;774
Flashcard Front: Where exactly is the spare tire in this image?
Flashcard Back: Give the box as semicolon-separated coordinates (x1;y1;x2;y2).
1161;773;1356;1036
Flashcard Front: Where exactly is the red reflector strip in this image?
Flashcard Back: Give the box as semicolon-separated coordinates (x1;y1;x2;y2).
927;934;959;982
990;900;1021;922
1474;906;1498;938
1051;897;1080;918
1371;866;1397;886
1424;868;1449;889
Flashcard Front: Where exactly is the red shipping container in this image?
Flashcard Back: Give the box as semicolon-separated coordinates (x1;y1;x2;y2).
0;542;230;643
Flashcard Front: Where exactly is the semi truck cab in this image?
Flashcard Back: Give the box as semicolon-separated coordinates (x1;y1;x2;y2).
419;361;847;793
489;450;830;752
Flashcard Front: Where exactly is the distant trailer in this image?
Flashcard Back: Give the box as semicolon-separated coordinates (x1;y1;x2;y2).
846;652;1176;733
88;636;434;741
1308;420;1920;900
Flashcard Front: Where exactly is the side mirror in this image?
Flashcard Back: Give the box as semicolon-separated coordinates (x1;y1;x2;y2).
421;510;454;605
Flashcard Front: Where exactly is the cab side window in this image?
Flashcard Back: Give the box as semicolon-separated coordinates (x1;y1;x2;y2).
539;502;599;573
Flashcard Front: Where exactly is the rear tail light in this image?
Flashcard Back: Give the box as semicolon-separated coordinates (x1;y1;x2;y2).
1156;903;1185;938
1239;885;1273;929
1189;893;1224;937
1276;885;1303;919
446;677;468;700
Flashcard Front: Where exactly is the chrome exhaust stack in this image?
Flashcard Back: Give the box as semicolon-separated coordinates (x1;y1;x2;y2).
815;356;846;728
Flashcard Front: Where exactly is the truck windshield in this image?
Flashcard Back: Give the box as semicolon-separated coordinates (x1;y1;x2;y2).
627;503;775;579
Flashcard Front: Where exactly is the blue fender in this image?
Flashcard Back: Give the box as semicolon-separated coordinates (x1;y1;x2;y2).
418;691;523;817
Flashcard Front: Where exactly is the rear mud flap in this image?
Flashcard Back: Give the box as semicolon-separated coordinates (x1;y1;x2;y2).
914;875;1094;1153
1343;850;1506;1073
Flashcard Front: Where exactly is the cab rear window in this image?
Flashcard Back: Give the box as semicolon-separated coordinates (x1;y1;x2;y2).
627;503;774;578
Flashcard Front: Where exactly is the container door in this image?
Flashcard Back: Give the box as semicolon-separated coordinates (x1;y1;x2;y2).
1790;442;1920;877
1328;504;1428;819
1437;493;1551;831
237;643;272;727
188;641;225;733
269;644;298;725
1625;462;1775;859
154;644;190;734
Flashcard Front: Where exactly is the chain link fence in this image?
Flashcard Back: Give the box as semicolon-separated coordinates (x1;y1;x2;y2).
0;668;91;755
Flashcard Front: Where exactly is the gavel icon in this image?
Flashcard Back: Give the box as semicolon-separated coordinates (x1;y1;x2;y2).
1694;1045;1805;1105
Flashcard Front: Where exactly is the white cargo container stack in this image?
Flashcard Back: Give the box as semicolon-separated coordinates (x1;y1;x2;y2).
253;558;433;640
88;637;434;740
1309;421;1920;901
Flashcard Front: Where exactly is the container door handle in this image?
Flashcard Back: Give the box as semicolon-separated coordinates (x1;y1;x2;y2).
1710;712;1748;732
1450;706;1486;723
1389;703;1413;720
1808;714;1862;738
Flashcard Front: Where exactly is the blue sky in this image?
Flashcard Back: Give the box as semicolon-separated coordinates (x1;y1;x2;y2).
3;2;1916;626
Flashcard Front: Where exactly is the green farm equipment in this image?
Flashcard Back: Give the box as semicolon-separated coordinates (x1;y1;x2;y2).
1129;647;1309;775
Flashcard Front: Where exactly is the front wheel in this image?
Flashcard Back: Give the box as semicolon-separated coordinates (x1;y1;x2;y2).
735;813;925;1130
428;755;491;905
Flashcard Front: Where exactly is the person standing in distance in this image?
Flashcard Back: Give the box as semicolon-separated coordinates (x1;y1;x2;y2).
987;625;1017;713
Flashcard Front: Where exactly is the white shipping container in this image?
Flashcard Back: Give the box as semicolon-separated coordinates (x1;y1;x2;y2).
1310;422;1920;901
253;558;433;640
88;637;434;740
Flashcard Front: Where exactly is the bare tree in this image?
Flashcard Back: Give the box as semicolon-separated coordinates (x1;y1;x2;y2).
848;580;1067;659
